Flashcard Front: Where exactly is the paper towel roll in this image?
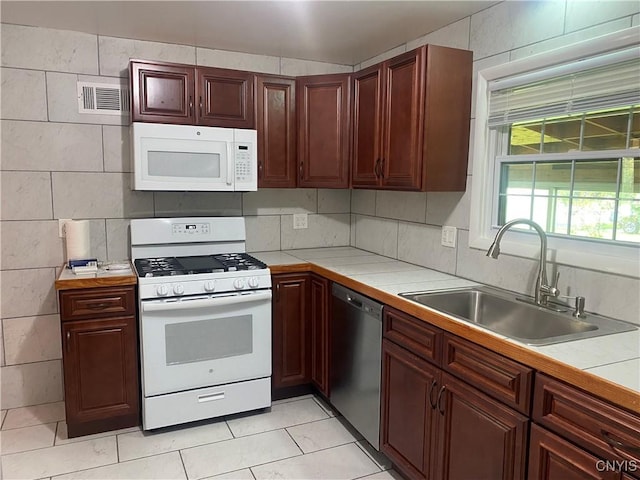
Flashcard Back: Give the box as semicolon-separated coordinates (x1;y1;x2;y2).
65;220;91;261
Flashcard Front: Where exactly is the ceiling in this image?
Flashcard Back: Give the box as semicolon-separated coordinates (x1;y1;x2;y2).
0;1;495;65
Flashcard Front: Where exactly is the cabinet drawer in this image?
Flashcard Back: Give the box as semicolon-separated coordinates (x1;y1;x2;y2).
533;373;640;469
442;334;533;415
383;306;442;366
60;287;136;321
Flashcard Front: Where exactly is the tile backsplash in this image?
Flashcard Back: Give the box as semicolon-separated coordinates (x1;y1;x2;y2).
2;1;639;410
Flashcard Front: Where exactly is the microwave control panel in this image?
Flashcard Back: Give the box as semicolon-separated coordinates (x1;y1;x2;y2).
234;142;256;191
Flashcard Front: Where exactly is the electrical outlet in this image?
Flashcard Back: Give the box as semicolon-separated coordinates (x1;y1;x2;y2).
293;213;308;230
441;226;457;248
58;219;71;238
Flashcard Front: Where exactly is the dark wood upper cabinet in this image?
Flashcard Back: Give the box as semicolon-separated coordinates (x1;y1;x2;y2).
352;45;472;191
130;62;195;124
197;67;255;128
256;75;297;188
297;74;351;188
130;60;255;128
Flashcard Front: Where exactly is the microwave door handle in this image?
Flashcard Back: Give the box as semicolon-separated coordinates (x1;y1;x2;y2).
141;290;272;312
227;142;234;186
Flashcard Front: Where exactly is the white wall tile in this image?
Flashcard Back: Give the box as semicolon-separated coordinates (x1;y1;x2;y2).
3;315;62;365
1;220;64;269
0;360;63;410
470;1;565;59
98;36;196;77
351;190;376;216
154;192;242;217
245;215;281;252
103;126;131;172
281;214;350;249
243;188;317;215
1;120;103;172
397;222;457;274
1;268;57;319
1;68;47;121
557;265;640;325
1;24;98;74
0;326;4;367
426;186;470;229
46;72;128;125
565;0;639;33
52;172;154;219
106;219;131;261
318;189;351;214
406;17;471;51
1;172;53;221
354;215;399;258
375;191;427;223
280;58;352;76
510;18;632;61
455;230;539;297
87;219;108;262
359;45;407;70
197;48;280;74
633;13;639;26
350;214;357;247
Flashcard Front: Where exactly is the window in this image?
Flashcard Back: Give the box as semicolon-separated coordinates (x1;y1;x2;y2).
470;27;640;278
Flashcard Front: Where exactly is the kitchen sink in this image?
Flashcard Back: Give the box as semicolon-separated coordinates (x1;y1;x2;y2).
399;286;637;346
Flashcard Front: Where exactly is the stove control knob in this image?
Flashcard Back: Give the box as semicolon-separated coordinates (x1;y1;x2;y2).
156;285;169;297
248;277;260;288
204;280;216;292
173;284;185;295
233;278;246;290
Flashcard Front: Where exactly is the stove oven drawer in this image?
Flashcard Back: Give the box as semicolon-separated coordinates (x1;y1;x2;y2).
59;287;136;321
143;377;271;430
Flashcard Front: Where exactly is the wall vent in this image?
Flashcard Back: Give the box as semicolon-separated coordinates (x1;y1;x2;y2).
77;82;130;115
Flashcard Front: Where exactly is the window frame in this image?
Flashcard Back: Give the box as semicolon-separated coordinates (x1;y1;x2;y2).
469;26;640;279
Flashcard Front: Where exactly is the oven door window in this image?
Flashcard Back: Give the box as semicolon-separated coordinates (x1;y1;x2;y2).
165;314;252;365
148;151;221;179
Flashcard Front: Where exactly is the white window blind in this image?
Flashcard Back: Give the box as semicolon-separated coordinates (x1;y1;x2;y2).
488;47;640;127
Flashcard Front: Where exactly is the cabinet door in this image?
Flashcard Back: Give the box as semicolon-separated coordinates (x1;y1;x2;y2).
130;62;195;124
272;274;310;389
256;75;297;188
437;372;529;480
310;275;330;397
381;48;425;190
381;339;440;480
297;74;351;188
352;64;383;188
197;67;255;128
62;316;139;437
528;424;620;480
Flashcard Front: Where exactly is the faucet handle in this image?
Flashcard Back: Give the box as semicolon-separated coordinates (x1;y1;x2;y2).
573;296;586;319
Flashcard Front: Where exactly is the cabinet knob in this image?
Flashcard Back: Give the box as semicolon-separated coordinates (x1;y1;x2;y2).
436;385;446;415
188;95;193;116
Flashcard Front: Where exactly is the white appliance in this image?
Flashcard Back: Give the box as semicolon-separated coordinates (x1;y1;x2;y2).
131;122;257;191
130;217;271;430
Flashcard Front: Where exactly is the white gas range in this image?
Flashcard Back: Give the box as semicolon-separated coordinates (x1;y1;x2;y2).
130;217;272;430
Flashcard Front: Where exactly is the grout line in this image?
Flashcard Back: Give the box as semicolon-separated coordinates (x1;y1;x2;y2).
283;427;305;455
177;449;189;479
584;356;640;371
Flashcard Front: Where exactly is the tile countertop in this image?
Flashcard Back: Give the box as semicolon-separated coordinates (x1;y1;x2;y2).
252;247;640;412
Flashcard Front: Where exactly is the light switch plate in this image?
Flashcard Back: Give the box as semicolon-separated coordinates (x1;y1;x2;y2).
441;226;457;248
293;213;308;230
58;219;71;238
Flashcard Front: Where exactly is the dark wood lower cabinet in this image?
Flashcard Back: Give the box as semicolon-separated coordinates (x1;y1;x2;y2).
59;285;140;438
437;373;528;480
272;274;310;390
528;424;620;480
381;338;439;480
310;274;330;397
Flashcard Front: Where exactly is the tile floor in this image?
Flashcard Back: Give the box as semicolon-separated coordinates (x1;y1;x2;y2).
0;395;400;480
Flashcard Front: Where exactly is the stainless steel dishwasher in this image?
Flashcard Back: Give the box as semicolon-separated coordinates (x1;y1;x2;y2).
330;283;383;450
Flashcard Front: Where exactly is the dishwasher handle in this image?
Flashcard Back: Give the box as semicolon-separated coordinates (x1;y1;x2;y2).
332;283;383;318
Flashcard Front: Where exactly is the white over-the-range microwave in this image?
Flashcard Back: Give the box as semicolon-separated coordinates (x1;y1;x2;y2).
131;122;258;191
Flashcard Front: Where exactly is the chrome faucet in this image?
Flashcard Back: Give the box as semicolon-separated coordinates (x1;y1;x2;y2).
486;219;560;306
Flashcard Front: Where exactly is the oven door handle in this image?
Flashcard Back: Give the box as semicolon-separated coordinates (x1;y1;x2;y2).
142;291;272;312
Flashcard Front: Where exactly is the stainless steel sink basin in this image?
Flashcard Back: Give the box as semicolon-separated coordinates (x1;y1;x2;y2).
399;286;637;346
